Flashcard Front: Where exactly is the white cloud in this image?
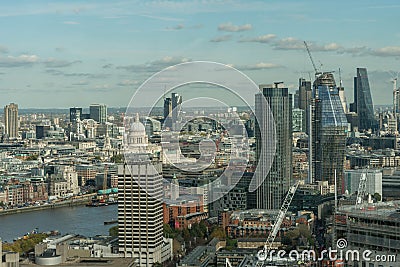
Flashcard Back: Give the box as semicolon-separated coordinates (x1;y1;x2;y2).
236;62;282;70
210;35;232;42
63;21;80;25
218;22;252;32
0;45;8;54
0;54;39;67
43;59;82;68
239;34;276;43
117;56;191;72
369;46;400;57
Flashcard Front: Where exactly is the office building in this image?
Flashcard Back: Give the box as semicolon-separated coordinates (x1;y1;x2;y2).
171;93;182;128
336;202;400;267
255;83;292;209
292;108;306;132
118;114;163;265
4;103;19;139
90;104;107;124
344;169;383;197
163;97;172;128
311;73;348;193
298;78;312;111
350;68;377;131
69;107;83;123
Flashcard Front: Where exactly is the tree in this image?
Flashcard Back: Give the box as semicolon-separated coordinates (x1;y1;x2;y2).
373;192;382;202
163;223;177;238
26;154;38;161
210;226;226;239
109;226;118;237
111;154;124;163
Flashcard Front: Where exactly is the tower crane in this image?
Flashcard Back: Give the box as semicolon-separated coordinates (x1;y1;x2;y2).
355;171;367;209
304;41;322;77
255;181;300;266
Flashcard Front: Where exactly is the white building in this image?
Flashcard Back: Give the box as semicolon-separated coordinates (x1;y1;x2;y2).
344;169;383;198
118;114;164;266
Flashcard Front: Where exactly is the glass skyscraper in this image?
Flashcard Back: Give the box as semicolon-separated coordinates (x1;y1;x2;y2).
89;104;107;124
255;83;292;210
352;68;377;131
312;73;348;192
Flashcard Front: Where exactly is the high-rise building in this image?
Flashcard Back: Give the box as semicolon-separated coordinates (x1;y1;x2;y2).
171;93;182;127
163;97;172;128
311;73;348;192
69;107;82;123
90;104;107;124
298;78;312;111
351;68;377;131
255;83;292;210
4;103;19;139
293;108;306;132
298;78;312;135
118;114;163;265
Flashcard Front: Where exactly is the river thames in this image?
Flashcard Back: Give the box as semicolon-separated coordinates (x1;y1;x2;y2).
0;205;117;242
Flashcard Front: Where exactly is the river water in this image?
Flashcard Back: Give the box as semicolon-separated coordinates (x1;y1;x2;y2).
0;205;117;242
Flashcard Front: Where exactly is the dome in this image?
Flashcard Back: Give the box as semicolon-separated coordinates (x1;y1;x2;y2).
129;121;145;133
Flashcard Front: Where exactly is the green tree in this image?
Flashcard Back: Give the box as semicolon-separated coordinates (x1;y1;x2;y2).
111;154;124;163
298;224;311;239
109;226;118;237
210;226;226;239
373;192;382;202
182;228;190;241
163;223;177;238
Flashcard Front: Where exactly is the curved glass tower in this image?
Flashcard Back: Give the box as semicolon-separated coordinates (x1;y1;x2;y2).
312;73;348;193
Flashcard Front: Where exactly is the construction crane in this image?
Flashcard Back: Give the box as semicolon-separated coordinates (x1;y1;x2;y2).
256;181;300;266
355;171;367;209
304;41;322;77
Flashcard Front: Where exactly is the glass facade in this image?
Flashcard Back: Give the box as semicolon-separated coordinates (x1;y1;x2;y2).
354;68;377;131
312;73;348;193
255;84;292;209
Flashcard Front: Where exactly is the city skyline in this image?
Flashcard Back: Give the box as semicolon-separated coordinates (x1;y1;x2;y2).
1;0;400;108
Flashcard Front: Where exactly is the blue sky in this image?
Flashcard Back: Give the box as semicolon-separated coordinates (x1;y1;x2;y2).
1;0;400;108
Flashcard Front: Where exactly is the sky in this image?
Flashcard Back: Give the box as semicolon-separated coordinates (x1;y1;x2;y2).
0;0;400;108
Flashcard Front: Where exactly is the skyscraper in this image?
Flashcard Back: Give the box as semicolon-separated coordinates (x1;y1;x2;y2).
351;68;377;131
4;103;19;139
298;78;312;135
298;78;312;111
171;93;182;128
118;114;163;265
163;97;172;128
255;83;292;210
311;73;348;192
90;104;107;124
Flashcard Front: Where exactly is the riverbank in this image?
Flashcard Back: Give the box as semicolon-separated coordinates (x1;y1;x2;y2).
0;194;96;216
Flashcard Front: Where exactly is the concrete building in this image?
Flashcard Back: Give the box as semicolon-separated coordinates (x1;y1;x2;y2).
1;238;20;267
336;202;400;267
292;108;306;132
4;103;19;139
344;169;383;198
118;114;164;265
